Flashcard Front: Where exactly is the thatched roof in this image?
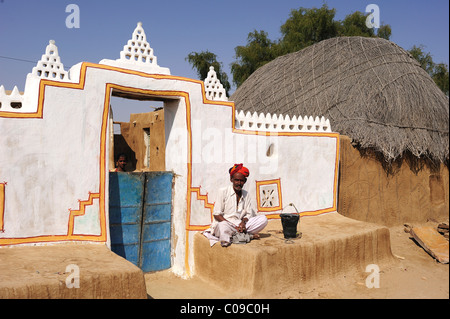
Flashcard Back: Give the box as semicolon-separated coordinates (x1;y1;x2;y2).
231;36;449;163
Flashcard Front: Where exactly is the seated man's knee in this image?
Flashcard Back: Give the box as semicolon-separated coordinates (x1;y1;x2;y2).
258;214;268;226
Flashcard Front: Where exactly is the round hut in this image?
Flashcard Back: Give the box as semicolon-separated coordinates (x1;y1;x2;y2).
231;36;449;226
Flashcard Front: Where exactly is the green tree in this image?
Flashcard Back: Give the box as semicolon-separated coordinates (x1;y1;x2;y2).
279;5;339;54
231;5;393;87
432;63;449;96
186;51;231;96
408;45;436;75
231;30;278;87
338;11;375;37
337;11;391;40
376;24;392;40
408;45;449;95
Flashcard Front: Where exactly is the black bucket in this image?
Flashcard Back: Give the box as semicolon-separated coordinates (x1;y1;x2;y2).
280;213;299;239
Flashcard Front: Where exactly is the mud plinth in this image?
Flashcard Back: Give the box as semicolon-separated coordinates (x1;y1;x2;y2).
194;212;395;296
0;243;147;299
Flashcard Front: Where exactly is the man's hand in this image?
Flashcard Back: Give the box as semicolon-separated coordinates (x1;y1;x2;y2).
237;218;248;233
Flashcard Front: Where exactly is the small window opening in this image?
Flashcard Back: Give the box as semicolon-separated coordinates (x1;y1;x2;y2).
266;143;275;157
143;128;150;168
11;102;22;109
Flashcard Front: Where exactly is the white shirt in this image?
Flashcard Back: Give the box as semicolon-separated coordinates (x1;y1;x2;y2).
212;185;255;227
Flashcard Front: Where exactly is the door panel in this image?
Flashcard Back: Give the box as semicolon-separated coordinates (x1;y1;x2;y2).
109;172;173;272
140;172;173;272
109;172;145;267
140;240;171;272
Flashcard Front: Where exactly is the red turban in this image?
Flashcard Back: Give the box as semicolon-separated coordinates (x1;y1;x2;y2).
229;163;249;178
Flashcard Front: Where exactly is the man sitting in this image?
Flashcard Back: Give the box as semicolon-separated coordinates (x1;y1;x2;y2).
203;164;268;247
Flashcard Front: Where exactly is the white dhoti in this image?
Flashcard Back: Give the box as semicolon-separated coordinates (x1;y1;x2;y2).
203;215;268;247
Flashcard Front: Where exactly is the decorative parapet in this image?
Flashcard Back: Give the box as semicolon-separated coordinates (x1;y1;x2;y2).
100;22;170;75
119;22;157;65
204;66;227;101
0;86;24;111
31;40;69;81
235;110;332;133
1;40;69;114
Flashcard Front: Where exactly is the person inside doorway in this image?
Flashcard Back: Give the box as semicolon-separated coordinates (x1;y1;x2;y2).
113;153;128;172
203;163;268;247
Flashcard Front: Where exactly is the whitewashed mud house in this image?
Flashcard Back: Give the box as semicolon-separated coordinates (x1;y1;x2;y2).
1;23;342;278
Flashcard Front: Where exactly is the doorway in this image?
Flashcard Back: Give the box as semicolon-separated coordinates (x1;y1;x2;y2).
108;89;175;272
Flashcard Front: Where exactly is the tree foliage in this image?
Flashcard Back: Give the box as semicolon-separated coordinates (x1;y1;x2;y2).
339;11;391;40
376;24;392;41
339;11;375;37
186;4;447;96
408;45;436;75
408;45;449;96
231;4;393;87
231;30;278;88
432;63;449;96
279;5;339;54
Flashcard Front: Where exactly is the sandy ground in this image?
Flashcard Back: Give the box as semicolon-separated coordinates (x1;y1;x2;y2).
144;222;449;299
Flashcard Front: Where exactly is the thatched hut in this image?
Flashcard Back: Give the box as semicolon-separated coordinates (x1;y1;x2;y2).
231;36;449;226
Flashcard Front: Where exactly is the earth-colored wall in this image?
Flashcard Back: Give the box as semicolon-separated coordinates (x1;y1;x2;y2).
338;135;449;226
115;109;165;172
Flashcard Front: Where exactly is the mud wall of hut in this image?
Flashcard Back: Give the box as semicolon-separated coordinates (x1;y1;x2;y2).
113;109;165;172
338;136;449;226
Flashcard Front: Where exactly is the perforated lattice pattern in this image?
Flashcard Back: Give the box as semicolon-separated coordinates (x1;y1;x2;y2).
32;40;69;81
119;22;157;65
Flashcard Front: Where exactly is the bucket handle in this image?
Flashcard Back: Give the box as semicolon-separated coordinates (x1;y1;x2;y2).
281;203;300;215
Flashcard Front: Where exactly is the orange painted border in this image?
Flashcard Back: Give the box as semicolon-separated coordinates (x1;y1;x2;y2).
188;187;215;230
0;182;5;232
256;178;283;212
67;192;101;236
0;63;198;245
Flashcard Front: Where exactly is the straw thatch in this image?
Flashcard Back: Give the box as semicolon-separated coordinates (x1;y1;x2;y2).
231;36;449;164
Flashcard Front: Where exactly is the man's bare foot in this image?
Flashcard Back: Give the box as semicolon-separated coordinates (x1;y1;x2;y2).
252;234;260;240
221;241;231;247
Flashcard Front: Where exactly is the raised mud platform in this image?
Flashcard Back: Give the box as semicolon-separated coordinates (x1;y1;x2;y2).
194;212;396;296
0;243;147;299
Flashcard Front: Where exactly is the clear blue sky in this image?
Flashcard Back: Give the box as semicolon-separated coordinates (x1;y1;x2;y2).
1;0;448;122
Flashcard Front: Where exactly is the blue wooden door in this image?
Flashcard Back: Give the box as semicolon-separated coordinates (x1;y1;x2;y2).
141;172;173;272
109;172;145;267
109;172;173;272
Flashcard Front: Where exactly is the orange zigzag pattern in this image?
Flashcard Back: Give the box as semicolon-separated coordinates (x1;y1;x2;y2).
67;192;100;236
188;187;214;231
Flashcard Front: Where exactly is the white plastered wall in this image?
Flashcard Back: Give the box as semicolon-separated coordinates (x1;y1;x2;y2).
0;25;339;278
